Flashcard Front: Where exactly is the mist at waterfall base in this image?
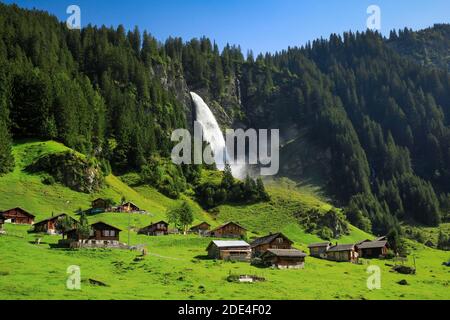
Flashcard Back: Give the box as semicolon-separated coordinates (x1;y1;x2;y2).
190;92;247;179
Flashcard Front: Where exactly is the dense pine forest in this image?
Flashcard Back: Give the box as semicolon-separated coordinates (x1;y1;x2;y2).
0;3;449;240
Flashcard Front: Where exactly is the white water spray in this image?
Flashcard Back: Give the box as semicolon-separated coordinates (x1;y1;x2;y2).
190;92;246;178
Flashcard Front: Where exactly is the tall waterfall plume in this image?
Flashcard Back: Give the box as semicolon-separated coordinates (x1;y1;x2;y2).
190;92;246;178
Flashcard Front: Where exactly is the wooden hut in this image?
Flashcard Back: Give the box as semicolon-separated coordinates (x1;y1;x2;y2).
117;202;141;213
307;242;332;258
356;240;389;258
209;222;247;239
33;213;77;234
1;208;35;225
250;233;293;256
261;249;307;269
190;222;211;235
138;221;169;236
67;221;121;242
91;198;109;210
206;240;251;261
326;244;358;263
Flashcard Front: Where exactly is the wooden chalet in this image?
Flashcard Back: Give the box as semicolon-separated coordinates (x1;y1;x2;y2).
250;233;293;256
356;240;389;258
209;221;247;239
91;198;109;210
117;202;141;213
33;213;77;234
206;240;252;261
261;249;307;269
138;221;169;236
0;207;35;225
67;221;121;242
190;222;211;235
326;244;358;263
307;242;332;258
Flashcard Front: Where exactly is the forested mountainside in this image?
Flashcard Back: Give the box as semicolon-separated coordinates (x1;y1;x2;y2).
387;24;450;72
0;3;449;238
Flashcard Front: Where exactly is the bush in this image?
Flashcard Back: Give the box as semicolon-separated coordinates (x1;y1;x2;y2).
42;175;55;185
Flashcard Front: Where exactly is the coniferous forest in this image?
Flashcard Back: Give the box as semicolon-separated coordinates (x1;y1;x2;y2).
1;2;450;239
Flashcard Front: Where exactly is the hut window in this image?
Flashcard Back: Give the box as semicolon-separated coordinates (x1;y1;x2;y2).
104;230;110;237
110;230;115;237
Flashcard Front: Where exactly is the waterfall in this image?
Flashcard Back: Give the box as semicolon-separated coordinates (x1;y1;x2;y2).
190;92;246;178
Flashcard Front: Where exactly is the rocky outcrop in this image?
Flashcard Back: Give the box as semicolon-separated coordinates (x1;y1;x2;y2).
26;151;104;193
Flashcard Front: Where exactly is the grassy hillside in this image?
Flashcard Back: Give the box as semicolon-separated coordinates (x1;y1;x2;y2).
1;224;448;300
0;141;449;300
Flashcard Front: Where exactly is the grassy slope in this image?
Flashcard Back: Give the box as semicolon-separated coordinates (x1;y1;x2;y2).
0;141;449;300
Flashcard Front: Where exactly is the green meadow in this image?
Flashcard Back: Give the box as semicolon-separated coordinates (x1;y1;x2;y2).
0;141;449;300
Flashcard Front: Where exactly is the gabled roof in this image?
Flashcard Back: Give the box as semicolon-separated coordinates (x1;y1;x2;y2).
92;198;107;202
120;201;140;208
91;221;122;231
250;233;293;248
262;249;307;258
375;236;387;241
1;207;36;218
33;213;75;226
307;242;331;248
145;220;169;228
190;222;211;230
327;244;355;252
208;240;250;249
210;221;247;232
356;240;388;249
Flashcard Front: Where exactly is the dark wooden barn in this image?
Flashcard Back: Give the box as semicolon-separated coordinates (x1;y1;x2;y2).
356;240;389;258
190;222;211;235
138;221;169;236
117;202;141;213
91;198;109;210
1;207;35;225
209;222;247;239
261;249;307;269
67;221;121;242
33;213;77;234
251;233;293;256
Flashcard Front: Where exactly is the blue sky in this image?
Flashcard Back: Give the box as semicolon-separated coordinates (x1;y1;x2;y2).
2;0;450;53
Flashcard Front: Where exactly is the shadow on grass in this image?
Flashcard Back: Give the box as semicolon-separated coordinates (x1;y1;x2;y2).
193;255;212;261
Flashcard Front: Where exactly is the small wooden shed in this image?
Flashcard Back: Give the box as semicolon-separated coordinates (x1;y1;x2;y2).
91;198;109;210
117;202;141;213
67;221;121;242
209;222;247;239
1;207;35;225
206;240;252;261
251;233;293;256
307;242;332;258
261;249;307;269
33;213;77;234
326;244;358;263
138;221;169;236
356;240;389;258
190;222;211;235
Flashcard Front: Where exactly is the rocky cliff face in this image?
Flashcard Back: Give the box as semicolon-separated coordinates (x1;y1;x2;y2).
26;152;104;193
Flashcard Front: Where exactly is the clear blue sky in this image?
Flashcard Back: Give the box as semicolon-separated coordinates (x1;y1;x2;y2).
2;0;450;53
